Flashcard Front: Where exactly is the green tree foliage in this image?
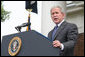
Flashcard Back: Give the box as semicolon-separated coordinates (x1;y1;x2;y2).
1;1;10;22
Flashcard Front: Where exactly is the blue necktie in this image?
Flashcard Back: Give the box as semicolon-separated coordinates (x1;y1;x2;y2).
52;25;58;41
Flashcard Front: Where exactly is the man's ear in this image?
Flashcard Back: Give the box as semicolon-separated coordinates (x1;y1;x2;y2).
62;12;65;18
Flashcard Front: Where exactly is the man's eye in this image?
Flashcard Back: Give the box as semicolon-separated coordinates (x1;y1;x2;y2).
51;13;54;15
51;12;58;15
55;12;58;14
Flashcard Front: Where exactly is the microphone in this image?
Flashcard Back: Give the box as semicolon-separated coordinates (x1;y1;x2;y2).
15;23;29;32
15;26;21;32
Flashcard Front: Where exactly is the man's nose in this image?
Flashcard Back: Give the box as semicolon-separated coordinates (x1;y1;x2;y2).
53;13;57;17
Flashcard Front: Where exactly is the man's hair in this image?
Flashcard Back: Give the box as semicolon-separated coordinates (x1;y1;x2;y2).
50;6;63;13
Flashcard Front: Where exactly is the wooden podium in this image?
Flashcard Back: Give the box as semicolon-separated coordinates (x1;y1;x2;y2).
1;30;61;56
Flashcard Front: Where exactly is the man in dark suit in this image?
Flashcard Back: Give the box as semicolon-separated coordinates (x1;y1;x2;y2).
48;6;78;56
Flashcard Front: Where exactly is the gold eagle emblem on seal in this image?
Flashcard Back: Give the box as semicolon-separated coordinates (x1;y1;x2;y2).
8;37;22;56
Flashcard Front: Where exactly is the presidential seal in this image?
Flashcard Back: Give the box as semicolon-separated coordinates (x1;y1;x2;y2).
8;37;22;56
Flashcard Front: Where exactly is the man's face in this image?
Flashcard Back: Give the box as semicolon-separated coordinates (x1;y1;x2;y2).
51;7;65;24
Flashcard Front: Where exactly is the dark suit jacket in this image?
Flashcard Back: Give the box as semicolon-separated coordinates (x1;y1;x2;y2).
48;21;78;56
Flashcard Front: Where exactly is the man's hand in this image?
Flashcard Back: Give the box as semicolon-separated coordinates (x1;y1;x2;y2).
52;40;61;48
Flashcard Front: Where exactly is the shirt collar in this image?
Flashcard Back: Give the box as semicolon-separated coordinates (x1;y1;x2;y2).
57;19;65;27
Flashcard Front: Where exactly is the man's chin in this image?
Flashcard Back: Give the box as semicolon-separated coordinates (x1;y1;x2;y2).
54;21;59;24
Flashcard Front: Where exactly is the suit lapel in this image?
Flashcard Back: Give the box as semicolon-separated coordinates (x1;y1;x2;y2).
49;30;53;39
53;21;67;41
